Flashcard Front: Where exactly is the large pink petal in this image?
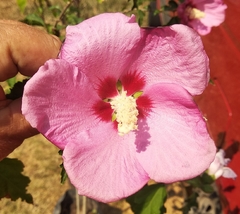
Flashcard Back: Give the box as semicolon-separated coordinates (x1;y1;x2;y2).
63;122;149;203
130;24;209;95
59;13;142;87
22;59;100;149
136;83;216;182
60;13;209;95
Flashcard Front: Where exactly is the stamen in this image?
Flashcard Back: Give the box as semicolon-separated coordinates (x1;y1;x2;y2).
132;91;143;99
186;6;205;19
116;80;122;93
110;90;139;136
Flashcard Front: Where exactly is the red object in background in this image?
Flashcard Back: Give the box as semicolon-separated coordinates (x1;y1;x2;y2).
194;0;240;213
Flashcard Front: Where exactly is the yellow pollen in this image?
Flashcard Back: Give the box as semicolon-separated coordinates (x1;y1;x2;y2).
186;6;205;19
110;90;139;136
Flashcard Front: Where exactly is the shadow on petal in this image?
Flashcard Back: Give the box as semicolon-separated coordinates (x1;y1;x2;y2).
134;119;151;153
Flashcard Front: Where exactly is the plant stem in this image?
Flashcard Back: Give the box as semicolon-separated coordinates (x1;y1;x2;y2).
53;0;73;29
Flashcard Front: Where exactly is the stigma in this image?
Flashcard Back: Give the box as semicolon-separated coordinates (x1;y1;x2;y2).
186;6;205;19
110;90;139;136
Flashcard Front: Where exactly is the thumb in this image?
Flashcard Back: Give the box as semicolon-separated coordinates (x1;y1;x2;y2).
0;20;62;81
0;86;10;110
0;98;38;161
0;85;5;101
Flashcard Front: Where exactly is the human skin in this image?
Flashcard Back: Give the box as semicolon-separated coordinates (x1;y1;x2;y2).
0;20;61;161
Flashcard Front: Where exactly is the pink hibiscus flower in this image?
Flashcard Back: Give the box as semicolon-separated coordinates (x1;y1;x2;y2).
177;0;227;35
22;13;216;202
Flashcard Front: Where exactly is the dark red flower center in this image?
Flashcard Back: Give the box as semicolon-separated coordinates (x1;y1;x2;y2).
92;71;153;135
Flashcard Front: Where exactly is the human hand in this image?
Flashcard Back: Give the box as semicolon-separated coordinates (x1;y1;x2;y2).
0;20;61;161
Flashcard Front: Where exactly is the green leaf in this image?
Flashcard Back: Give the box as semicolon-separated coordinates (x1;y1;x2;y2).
137;9;145;26
60;163;68;184
209;79;214;85
201;184;214;193
166;16;180;26
5;79;28;100
168;0;178;11
132;0;138;10
22;14;45;26
186;177;201;187
49;5;61;18
0;158;33;204
201;172;215;185
131;0;146;10
65;13;83;26
16;0;27;13
58;150;68;184
182;192;198;214
186;173;214;194
153;9;164;15
6;77;16;88
127;183;167;214
162;5;171;12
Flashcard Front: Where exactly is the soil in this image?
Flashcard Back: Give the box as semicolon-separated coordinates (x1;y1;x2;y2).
0;1;23;20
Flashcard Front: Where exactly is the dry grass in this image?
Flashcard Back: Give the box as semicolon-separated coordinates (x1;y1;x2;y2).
0;135;70;214
0;133;137;214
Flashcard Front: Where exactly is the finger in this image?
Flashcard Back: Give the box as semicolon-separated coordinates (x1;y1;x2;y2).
0;86;10;110
0;85;5;101
0;86;10;109
0;98;39;161
0;20;61;81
